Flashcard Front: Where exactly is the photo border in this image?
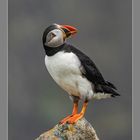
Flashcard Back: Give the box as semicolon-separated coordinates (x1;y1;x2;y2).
0;0;8;139
133;0;140;140
0;0;139;139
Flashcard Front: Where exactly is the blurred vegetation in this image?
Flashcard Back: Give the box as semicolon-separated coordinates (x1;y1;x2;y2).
9;0;132;140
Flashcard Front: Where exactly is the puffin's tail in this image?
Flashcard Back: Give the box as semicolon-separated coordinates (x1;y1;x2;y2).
95;81;120;97
101;85;120;97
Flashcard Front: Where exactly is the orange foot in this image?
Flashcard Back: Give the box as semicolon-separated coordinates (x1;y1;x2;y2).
60;102;79;124
66;113;84;124
60;115;73;124
60;102;87;124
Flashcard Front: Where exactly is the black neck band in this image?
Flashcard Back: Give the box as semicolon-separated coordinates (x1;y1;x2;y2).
43;43;66;56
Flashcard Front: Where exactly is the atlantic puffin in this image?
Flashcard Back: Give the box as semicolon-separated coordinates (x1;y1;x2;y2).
42;23;120;124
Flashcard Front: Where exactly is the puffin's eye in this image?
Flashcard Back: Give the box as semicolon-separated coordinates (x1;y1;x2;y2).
51;32;56;38
47;32;56;42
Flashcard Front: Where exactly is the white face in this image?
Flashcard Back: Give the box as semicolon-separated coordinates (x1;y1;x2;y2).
45;29;65;47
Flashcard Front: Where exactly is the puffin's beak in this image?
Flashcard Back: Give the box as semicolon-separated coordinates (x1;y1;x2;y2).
60;25;78;38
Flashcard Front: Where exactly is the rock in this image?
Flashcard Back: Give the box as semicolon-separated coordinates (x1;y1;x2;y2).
35;118;99;140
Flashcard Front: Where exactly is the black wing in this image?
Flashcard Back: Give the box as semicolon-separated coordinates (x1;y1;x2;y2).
67;44;119;97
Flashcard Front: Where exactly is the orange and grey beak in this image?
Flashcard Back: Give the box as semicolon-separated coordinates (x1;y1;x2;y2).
60;25;78;38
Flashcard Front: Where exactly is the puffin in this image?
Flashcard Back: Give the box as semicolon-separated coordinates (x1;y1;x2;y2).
42;23;120;124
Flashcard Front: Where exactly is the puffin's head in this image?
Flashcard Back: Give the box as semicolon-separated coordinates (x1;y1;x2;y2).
42;23;77;48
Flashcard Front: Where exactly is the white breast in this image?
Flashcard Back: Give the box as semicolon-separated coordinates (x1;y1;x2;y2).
45;51;94;100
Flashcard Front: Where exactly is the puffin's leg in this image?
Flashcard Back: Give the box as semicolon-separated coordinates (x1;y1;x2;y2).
67;101;88;124
60;101;78;124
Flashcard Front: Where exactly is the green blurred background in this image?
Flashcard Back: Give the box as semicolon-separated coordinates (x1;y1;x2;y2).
9;0;132;140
